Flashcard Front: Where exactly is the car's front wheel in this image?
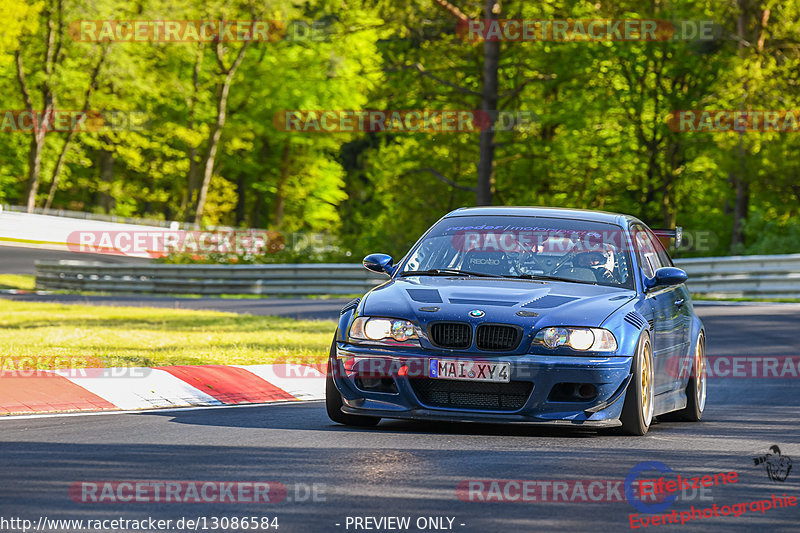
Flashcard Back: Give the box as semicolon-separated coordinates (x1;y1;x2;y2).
619;330;654;436
325;339;381;427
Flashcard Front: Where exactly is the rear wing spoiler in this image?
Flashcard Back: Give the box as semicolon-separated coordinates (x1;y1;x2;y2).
652;227;683;248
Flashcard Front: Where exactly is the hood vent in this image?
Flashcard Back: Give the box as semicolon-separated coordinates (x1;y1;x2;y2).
522;295;577;309
407;289;443;303
449;298;516;307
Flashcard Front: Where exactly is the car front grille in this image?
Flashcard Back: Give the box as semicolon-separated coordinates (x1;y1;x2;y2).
429;322;472;349
476;324;520;351
410;378;532;411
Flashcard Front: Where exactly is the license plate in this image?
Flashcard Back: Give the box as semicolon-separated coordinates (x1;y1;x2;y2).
428;359;510;383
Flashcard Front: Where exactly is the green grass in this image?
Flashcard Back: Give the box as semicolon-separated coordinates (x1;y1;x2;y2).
20;286;361;300
0;274;35;290
0;300;336;368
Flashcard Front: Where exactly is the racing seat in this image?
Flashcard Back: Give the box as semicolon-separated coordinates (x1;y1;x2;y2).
462;251;509;276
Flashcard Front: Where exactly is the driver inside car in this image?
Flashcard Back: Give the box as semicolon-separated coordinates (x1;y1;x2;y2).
573;249;616;284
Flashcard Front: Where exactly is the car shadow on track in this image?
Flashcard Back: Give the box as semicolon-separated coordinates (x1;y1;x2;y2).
135;394;800;444
137;401;655;440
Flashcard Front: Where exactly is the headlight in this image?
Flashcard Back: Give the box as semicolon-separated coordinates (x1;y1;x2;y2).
350;317;417;342
533;327;617;352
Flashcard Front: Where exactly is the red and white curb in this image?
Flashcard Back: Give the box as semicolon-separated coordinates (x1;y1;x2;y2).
0;363;326;416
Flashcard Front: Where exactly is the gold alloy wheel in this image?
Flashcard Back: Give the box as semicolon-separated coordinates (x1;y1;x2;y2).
696;333;707;412
641;339;654;425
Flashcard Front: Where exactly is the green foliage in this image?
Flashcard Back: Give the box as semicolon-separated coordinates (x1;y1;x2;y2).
1;0;798;259
158;233;356;264
0;0;40;65
738;209;800;255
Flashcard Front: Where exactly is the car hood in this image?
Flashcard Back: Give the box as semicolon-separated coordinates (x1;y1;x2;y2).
361;276;635;330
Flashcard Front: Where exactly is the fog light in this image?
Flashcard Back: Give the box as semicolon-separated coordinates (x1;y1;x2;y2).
578;383;597;400
358;377;382;389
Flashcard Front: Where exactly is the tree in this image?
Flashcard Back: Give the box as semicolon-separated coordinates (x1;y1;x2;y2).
192;38;250;222
12;0;110;212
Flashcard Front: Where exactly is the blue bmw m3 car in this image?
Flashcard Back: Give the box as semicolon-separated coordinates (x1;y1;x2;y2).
326;207;706;435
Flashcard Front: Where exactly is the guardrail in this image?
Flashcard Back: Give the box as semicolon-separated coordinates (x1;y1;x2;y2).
1;204;196;230
33;254;800;298
34;261;386;296
675;253;800;299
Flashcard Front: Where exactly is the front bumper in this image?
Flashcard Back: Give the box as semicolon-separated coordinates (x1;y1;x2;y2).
332;343;633;426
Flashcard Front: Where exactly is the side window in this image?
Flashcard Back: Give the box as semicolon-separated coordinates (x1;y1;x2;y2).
632;226;663;278
647;229;674;267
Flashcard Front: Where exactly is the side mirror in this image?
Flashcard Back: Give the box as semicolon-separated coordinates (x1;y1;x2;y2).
363;253;394;275
645;267;687;290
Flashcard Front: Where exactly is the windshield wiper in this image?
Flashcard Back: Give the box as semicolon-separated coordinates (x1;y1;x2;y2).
399;269;499;278
513;274;598;285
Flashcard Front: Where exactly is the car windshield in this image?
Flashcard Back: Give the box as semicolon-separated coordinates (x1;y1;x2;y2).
399;215;634;289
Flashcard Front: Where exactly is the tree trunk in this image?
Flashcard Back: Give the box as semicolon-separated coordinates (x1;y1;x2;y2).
273;141;292;227
24;127;47;213
476;0;500;206
730;131;749;250
17;0;62;213
235;173;246;225
252;189;265;228
44;46;107;209
730;0;751;251
181;44;203;221
194;42;250;223
43;131;73;210
97;141;115;213
16;51;54;213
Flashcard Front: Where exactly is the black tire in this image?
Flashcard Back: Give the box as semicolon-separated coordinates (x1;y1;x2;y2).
619;331;654;436
325;339;381;427
665;331;706;422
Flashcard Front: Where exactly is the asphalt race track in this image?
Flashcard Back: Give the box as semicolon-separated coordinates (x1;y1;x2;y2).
1;304;799;532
